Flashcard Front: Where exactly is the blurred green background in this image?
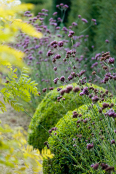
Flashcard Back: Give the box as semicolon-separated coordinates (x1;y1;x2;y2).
21;0;116;56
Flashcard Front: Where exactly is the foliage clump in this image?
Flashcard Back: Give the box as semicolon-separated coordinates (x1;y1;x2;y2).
1;67;39;112
28;83;105;150
43;98;116;173
0;1;53;173
0;122;54;174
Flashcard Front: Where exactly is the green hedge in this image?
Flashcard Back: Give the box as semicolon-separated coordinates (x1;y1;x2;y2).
43;98;116;173
28;83;105;150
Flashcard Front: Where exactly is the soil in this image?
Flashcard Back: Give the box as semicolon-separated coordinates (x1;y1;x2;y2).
0;97;43;174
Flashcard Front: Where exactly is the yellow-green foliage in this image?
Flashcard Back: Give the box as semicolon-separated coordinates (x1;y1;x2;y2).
0;122;54;174
0;0;42;72
0;0;43;112
0;1;54;172
1;67;39;112
28;83;105;150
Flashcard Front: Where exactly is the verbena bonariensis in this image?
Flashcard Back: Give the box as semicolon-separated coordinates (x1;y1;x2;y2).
11;4;101;111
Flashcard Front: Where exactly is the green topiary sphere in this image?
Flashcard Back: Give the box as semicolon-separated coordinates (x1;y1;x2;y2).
28;83;105;150
43;99;116;173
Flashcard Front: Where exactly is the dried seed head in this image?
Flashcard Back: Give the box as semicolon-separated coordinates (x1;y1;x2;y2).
105;166;114;172
101;163;108;170
92;71;96;75
103;66;108;70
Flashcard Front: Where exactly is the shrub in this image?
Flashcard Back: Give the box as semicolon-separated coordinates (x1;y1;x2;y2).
43;98;116;173
28;83;105;150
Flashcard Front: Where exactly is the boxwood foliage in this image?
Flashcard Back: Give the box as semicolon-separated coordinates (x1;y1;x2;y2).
28;83;105;150
43;98;116;174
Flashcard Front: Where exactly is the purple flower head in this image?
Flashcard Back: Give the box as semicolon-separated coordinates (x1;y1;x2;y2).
79;70;86;76
53;67;57;71
65;85;73;93
56;5;59;8
59;89;65;96
39;17;44;21
68;33;72;38
49;17;53;22
38;50;43;54
56;27;60;30
92;163;99;170
49;87;54;90
42;88;47;92
91;164;94;168
78;15;81;18
60;76;65;82
29;57;33;60
36;62;40;65
111;139;115;144
82;87;89;95
60;3;64;6
72;111;78;118
57;17;62;22
107;109;116;118
63;4;69;9
92;96;99;103
87;143;94;150
50;22;57;27
73;87;80;93
73;144;76;147
41;9;46;12
53;77;59;84
25;11;31;14
62;26;68;31
57;88;62;92
55;54;61;59
102;103;109;109
79;92;84;96
58;41;63;47
53;12;57;16
91;62;98;68
92;19;96;22
95;53;101;60
68;75;73;81
72;22;77;26
69;30;75;35
109;57;114;64
48;129;52;133
83;118;88;123
50;40;57;46
47;50;53;57
82;18;88;23
105;39;109;43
